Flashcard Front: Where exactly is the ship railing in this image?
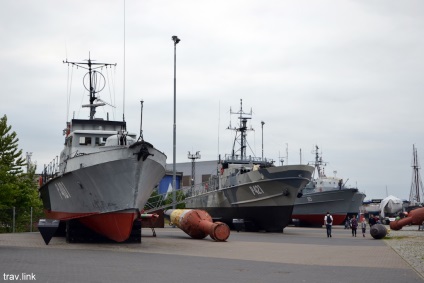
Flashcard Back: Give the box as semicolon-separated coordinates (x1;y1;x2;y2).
144;177;220;213
144;185;193;213
223;154;274;164
39;157;60;186
143;192;168;212
184;176;220;197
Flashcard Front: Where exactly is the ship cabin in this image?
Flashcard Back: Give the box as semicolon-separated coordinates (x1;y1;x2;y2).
62;119;137;157
220;154;274;177
304;176;347;193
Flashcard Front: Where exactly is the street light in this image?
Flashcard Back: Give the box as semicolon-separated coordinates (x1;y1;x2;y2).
172;35;180;209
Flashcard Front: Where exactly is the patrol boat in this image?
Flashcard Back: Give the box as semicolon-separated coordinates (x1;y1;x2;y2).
184;100;314;232
292;146;365;226
38;57;167;242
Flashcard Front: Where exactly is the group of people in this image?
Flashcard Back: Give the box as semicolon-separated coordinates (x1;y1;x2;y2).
325;212;368;238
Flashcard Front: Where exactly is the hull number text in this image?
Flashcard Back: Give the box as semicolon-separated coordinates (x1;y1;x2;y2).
55;182;71;199
249;185;264;196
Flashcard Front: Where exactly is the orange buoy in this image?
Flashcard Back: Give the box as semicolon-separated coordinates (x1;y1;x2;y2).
165;209;230;241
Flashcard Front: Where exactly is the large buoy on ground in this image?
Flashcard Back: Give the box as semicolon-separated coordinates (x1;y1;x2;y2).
370;223;387;239
390;207;424;230
165;209;230;241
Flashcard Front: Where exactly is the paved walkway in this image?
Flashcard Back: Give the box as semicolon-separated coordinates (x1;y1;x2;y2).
0;226;422;282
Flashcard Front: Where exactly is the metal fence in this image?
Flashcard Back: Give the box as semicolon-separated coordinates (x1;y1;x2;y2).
0;207;44;233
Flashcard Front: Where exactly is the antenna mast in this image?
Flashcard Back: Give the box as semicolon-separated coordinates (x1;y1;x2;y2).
64;56;116;120
138;100;144;141
310;145;327;178
228;99;252;160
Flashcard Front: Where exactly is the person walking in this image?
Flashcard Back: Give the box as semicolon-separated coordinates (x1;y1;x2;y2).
369;215;376;227
324;212;333;238
361;218;367;237
344;217;350;229
351;215;358;237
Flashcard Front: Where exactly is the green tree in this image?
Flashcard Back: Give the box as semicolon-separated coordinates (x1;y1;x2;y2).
0;115;26;176
0;115;42;232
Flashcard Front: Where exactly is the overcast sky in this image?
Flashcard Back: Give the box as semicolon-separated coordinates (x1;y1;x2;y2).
1;0;424;201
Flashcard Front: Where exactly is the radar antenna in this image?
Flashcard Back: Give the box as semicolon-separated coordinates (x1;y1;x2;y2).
64;55;116;120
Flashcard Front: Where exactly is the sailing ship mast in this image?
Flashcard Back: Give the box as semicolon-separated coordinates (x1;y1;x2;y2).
409;144;423;205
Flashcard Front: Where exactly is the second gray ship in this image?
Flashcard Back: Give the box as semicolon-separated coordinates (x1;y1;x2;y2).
184;100;314;232
292;146;365;226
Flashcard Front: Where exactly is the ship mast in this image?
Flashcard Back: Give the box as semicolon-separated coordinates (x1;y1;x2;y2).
311;145;327;178
228;99;252;160
64;56;116;120
409;144;423;204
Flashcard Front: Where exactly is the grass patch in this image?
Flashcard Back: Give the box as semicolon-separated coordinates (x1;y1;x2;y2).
384;236;408;240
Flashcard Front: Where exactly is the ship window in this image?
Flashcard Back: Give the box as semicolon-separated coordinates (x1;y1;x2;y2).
95;137;107;146
79;136;92;146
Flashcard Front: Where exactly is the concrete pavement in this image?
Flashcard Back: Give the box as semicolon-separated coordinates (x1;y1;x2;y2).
0;226;422;282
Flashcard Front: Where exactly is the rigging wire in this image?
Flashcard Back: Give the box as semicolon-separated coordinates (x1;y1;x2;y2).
99;66;107;118
65;42;69;122
106;64;117;120
217;101;220;162
69;67;73;119
123;0;126;122
66;64;74;122
113;66;117;120
77;87;86;119
66;63;70;122
100;65;117;120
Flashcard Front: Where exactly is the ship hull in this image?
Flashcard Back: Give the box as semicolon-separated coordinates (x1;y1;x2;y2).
44;209;138;242
39;142;166;242
348;191;366;215
292;188;361;226
185;165;314;232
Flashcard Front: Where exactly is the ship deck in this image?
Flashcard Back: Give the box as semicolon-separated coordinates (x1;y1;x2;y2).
0;226;422;282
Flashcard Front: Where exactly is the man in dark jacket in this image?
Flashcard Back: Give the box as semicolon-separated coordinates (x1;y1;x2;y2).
324;212;333;238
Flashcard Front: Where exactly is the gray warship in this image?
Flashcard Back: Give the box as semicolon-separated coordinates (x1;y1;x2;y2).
38;57;167;242
184;100;314;232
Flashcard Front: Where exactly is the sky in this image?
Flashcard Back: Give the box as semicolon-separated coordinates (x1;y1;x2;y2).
1;0;424;201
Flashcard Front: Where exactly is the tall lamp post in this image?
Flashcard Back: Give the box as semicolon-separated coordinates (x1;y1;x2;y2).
261;121;265;160
172;35;180;209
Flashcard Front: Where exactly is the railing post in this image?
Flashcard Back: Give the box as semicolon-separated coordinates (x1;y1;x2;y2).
30;207;33;232
12;207;15;233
